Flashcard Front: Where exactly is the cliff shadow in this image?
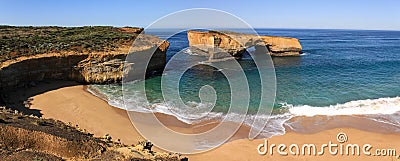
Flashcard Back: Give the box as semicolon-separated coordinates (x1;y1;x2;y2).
272;56;302;67
245;48;303;67
0;80;81;117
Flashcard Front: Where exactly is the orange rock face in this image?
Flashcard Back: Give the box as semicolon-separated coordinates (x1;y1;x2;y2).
187;30;249;57
0;34;169;91
187;30;302;57
259;36;302;56
117;27;144;34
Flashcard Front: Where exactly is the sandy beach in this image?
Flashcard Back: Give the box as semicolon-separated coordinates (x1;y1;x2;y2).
10;81;400;161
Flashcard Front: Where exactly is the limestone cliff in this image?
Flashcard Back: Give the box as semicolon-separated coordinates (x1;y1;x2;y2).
187;30;302;57
259;36;303;56
70;34;169;84
0;26;169;91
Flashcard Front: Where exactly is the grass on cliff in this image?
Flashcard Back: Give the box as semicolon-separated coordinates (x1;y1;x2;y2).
0;26;142;62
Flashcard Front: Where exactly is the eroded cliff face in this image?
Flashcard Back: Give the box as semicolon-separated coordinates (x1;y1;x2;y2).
71;34;169;84
0;34;169;91
259;36;303;56
187;30;302;57
187;30;248;57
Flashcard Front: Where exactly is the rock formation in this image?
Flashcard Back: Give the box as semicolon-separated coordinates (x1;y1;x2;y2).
0;107;182;160
70;34;169;84
0;27;169;91
187;30;302;58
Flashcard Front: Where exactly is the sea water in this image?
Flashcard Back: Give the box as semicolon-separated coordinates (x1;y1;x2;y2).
89;28;400;137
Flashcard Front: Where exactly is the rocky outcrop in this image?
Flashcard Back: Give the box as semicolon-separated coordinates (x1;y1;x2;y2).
187;30;302;58
259;36;303;56
0;107;182;160
70;34;169;84
0;34;169;91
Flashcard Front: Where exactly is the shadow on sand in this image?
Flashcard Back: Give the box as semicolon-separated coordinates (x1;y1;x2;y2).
0;80;82;117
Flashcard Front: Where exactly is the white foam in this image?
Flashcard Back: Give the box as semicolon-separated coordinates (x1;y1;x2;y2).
145;96;400;138
87;85;400;138
300;52;309;56
287;97;400;117
183;48;200;56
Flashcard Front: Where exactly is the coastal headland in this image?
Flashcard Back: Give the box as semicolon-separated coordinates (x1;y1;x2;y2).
1;26;400;160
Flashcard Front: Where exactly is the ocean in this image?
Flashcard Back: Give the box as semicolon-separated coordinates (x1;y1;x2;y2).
89;28;400;138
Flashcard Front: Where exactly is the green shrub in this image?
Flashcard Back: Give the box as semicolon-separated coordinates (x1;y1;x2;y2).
0;26;140;62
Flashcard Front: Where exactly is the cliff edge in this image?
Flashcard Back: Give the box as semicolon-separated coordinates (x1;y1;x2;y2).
0;26;169;91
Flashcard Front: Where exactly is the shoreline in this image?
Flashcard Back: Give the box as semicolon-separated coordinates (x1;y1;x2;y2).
13;81;251;145
87;83;400;138
7;81;400;160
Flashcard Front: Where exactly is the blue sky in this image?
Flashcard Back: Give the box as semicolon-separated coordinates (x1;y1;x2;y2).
1;0;399;30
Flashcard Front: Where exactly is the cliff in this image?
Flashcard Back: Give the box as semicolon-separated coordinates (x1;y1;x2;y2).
187;30;302;58
259;36;303;56
0;26;169;91
0;106;182;160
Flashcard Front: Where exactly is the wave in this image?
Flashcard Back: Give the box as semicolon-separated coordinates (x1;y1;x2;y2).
286;96;400;117
364;38;400;41
300;52;309;56
124;101;294;138
198;96;400;137
87;85;400;138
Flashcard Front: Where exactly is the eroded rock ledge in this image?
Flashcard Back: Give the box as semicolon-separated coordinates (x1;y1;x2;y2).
0;107;182;160
0;26;169;91
187;30;302;58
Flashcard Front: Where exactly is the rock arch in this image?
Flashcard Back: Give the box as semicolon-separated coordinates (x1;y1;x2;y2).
187;30;302;60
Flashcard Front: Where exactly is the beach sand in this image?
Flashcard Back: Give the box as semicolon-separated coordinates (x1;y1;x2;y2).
11;81;400;161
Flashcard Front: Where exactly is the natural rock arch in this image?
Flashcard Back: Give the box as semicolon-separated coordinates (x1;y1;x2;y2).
187;30;302;60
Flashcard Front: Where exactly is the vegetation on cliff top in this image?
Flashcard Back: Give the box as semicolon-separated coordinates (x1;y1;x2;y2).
0;26;143;62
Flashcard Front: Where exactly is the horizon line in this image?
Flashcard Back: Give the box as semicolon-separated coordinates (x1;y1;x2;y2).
1;24;399;32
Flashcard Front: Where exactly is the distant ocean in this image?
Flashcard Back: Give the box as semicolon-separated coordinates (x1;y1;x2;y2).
89;28;400;138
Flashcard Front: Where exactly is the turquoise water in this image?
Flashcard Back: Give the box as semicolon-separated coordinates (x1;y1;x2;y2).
90;28;400;137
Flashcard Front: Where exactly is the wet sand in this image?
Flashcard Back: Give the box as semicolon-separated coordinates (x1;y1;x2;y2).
10;81;400;161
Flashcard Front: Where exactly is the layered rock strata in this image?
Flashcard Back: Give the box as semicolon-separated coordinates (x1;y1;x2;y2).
187;30;302;58
0;30;169;91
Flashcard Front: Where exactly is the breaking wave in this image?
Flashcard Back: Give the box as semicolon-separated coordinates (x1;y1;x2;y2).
88;85;400;138
287;96;400;117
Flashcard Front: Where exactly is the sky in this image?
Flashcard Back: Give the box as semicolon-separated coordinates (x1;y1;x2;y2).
0;0;399;30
